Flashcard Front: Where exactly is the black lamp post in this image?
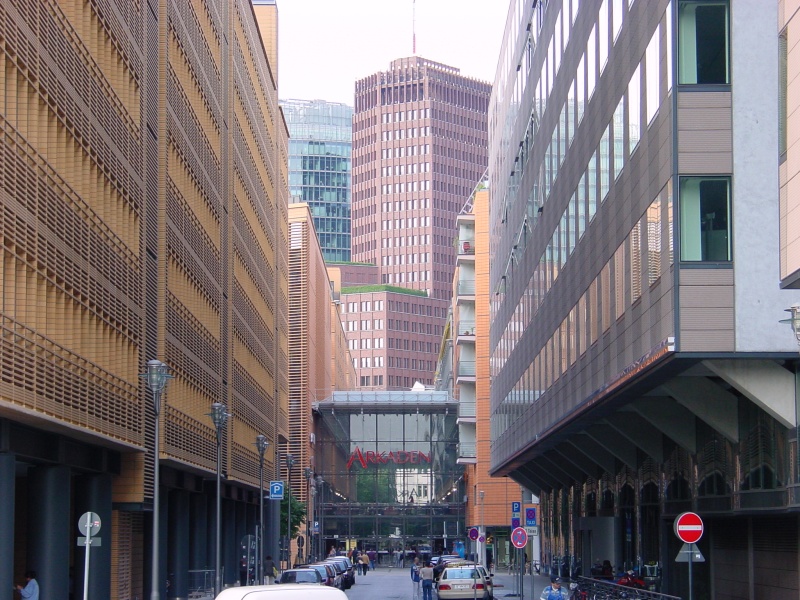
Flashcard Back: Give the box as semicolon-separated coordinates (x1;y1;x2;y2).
316;475;325;558
141;360;170;600
255;435;269;583
303;467;313;561
209;403;230;595
285;453;295;569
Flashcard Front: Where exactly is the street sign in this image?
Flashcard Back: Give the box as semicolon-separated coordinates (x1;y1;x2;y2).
78;512;101;537
469;527;480;541
525;526;539;537
674;512;704;544
525;507;537;527
478;535;485;543
511;517;520;529
511;527;528;549
675;543;705;563
511;501;521;514
270;481;285;500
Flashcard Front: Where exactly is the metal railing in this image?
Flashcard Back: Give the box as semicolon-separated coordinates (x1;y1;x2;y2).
572;576;681;600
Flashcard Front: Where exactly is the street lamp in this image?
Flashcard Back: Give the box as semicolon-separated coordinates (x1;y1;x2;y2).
479;490;485;567
316;475;325;558
209;403;230;596
781;303;800;350
285;453;296;569
255;435;270;583
304;467;313;562
141;360;171;600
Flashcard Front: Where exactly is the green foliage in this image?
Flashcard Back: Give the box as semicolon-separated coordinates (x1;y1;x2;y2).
354;468;398;503
341;284;427;297
280;492;307;539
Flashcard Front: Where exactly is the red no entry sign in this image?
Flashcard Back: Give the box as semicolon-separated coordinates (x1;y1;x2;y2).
511;527;528;548
674;512;704;544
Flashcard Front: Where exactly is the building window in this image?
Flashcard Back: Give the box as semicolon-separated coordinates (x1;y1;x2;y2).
679;177;731;261
678;1;729;84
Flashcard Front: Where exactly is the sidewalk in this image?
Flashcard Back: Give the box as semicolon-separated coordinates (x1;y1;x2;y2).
490;568;551;600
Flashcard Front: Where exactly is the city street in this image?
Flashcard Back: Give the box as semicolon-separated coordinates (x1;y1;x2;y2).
342;566;551;600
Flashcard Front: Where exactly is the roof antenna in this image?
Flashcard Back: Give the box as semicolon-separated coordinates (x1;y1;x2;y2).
413;0;417;55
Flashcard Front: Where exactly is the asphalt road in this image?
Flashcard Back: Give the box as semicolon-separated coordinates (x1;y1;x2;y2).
342;566;551;600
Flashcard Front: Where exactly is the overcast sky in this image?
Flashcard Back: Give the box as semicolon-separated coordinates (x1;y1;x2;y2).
277;0;511;105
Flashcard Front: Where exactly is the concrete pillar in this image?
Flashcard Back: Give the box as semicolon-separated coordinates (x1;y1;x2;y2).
0;454;15;597
28;465;71;600
223;499;237;587
167;490;190;599
74;473;113;600
190;493;209;569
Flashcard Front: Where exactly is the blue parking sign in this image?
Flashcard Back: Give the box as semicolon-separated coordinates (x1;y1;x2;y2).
525;507;537;526
270;480;284;500
511;502;521;514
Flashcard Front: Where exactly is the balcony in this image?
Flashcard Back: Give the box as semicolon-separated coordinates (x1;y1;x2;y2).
456;239;475;262
456;360;476;383
457;399;476;422
456;279;475;297
456;319;476;344
457;441;477;464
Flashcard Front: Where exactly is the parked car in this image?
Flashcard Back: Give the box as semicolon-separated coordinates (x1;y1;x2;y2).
305;563;337;587
215;583;347;599
276;568;323;585
436;563;492;600
323;557;354;588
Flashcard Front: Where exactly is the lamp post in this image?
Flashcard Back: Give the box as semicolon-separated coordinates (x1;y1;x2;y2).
255;435;269;583
141;360;170;600
316;475;325;558
479;490;485;568
303;467;313;562
209;403;230;596
285;453;295;569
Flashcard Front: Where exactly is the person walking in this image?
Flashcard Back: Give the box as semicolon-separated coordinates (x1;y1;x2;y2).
368;549;377;570
360;552;370;575
410;557;422;600
263;556;276;584
420;561;434;600
16;571;39;600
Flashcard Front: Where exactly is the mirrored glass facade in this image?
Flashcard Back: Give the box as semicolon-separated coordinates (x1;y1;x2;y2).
312;391;465;561
282;99;353;262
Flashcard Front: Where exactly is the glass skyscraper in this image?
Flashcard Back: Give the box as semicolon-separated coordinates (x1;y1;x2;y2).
282;99;353;262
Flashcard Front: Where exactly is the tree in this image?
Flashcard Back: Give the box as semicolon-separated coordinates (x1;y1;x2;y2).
280;492;307;539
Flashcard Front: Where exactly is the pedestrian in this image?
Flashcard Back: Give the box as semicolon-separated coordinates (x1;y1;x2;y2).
263;555;276;584
368;549;377;570
420;561;434;600
328;546;337;557
410;557;422;600
360;552;370;575
539;576;569;600
16;570;39;600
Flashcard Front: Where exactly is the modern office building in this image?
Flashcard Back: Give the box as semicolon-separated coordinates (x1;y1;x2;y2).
0;1;289;598
349;56;491;387
286;203;356;563
488;1;800;598
781;1;800;289
282;99;354;263
445;183;530;570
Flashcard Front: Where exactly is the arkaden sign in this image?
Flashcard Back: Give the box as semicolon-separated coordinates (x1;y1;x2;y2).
346;446;431;469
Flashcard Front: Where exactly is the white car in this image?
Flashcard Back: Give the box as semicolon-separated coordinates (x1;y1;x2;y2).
215;584;348;599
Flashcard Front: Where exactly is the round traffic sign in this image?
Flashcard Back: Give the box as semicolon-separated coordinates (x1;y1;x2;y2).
78;512;101;537
674;512;704;544
511;527;528;549
469;527;479;541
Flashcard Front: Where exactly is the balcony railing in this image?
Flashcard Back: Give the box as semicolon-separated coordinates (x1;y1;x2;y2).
456;320;475;336
458;400;476;418
457;280;475;296
457;360;476;377
458;442;476;458
457;239;475;255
